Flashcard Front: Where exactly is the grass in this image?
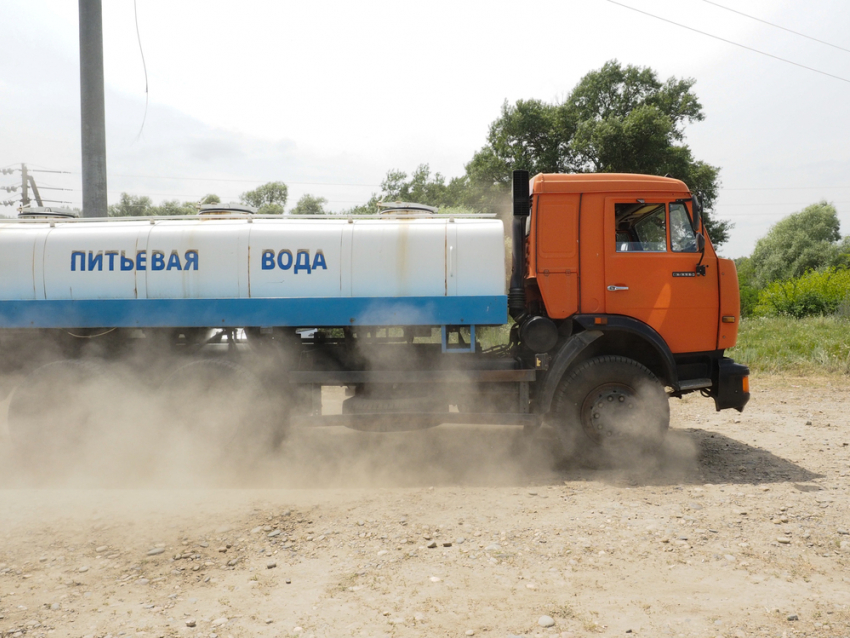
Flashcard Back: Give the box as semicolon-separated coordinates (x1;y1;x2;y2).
728;316;850;375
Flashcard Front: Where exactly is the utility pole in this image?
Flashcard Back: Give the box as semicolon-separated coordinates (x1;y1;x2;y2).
78;0;108;217
21;164;29;208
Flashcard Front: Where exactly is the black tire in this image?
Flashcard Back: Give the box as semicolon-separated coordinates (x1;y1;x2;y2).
7;360;112;461
551;355;669;456
159;359;287;454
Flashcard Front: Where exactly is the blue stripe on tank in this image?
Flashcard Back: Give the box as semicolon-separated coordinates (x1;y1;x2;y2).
0;296;508;329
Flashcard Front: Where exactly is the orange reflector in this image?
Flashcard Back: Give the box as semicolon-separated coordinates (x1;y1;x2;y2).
722;316;736;323
742;376;750;393
594;317;608;325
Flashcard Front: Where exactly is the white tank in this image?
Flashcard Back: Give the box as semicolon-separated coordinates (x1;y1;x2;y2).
0;216;507;328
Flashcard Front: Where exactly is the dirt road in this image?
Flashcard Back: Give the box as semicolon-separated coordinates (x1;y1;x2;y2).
0;375;848;638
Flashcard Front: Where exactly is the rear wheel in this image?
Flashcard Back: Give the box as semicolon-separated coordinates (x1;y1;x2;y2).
159;359;287;454
551;355;669;456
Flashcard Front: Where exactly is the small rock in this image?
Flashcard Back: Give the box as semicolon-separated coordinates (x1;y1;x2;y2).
377;550;388;557
538;615;556;627
777;537;791;544
267;561;277;569
427;541;437;549
185;618;196;627
456;537;465;544
465;631;475;636
211;617;228;626
787;614;798;621
95;545;108;553
485;544;501;551
838;529;849;535
429;576;441;582
146;548;165;556
265;618;273;624
78;566;89;573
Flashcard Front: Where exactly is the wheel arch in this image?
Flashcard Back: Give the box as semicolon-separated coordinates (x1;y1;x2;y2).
535;315;679;415
571;315;679;390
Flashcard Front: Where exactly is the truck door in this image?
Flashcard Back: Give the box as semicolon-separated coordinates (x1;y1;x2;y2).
603;198;719;353
534;192;580;318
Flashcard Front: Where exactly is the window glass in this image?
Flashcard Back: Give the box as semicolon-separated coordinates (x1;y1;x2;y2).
614;203;667;252
670;202;698;252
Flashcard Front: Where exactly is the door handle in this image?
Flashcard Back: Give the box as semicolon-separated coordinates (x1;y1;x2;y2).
607;285;629;291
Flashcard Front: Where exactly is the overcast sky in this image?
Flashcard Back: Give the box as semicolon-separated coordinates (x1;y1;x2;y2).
2;0;849;258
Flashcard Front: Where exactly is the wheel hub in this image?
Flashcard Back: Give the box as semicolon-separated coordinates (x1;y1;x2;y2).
580;383;638;444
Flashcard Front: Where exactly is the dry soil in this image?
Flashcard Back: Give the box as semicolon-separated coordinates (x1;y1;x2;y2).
0;375;848;638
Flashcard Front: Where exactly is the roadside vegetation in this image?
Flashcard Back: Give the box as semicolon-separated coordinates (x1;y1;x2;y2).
729;315;850;375
730;200;850;375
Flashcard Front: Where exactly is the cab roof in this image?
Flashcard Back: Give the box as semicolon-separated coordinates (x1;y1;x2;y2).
531;173;690;195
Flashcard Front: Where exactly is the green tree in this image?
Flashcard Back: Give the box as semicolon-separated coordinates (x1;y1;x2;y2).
152;199;199;215
734;256;760;317
290;194;328;215
240;181;288;214
200;193;220;205
750;201;843;287
343;165;464;215
464;60;730;246
108;193;153;217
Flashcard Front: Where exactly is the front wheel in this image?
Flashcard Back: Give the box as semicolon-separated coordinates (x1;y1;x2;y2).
551;355;669;455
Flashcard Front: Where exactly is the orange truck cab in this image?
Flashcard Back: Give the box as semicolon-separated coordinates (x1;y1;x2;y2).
509;170;750;437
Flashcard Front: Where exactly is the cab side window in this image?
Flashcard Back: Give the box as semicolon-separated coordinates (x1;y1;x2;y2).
615;203;667;252
670;202;698;252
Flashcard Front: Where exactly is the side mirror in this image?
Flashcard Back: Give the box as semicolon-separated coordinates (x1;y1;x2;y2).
692;195;703;231
696;232;705;253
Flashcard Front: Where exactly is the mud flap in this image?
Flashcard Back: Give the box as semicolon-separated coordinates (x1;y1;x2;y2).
713;357;750;412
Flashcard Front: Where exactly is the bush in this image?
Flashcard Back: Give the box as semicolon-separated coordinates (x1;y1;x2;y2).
753;268;850;318
739;284;760;318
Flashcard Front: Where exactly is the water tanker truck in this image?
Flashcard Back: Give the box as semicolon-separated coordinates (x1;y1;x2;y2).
0;171;750;458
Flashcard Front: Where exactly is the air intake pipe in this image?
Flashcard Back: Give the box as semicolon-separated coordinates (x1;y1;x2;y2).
509;170;530;322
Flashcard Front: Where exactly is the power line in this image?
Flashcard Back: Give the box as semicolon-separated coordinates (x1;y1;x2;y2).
718;201;850;207
722;186;850;191
698;0;850;55
604;0;850;85
132;0;149;141
105;172;381;187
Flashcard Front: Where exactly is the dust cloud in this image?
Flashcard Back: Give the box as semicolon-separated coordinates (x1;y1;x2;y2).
0;331;697;490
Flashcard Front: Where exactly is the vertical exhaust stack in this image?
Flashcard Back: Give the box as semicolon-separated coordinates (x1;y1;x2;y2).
509;170;530;322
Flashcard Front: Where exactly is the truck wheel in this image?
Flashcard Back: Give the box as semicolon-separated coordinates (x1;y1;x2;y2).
159;359;287;454
552;355;669;454
7;360;111;462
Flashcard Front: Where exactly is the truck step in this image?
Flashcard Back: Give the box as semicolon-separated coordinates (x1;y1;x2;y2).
678;378;712;391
